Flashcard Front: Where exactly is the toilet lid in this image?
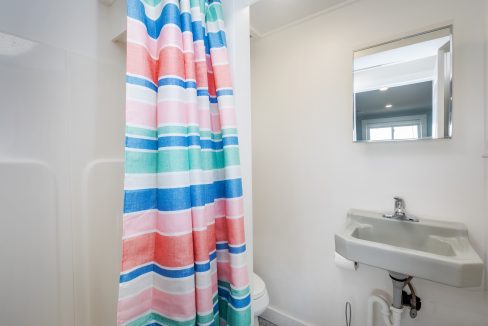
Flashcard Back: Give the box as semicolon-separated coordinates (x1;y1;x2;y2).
252;273;266;299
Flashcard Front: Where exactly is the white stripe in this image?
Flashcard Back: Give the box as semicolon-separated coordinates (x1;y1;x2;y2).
127;82;157;104
122;229;192;240
121;261;195;277
215;96;234;108
206;20;225;34
216;251;247;268
127;123;157;131
124;167;242;190
118;271;195;299
141;0;179;21
125;148;157;153
157;86;197;103
126;134;157;140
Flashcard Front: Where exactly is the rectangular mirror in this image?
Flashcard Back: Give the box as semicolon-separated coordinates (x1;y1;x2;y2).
353;26;453;142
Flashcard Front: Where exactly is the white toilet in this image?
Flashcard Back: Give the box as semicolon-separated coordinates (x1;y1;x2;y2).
252;273;270;325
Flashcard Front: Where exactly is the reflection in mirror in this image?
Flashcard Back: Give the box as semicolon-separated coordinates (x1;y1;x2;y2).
353;26;453;142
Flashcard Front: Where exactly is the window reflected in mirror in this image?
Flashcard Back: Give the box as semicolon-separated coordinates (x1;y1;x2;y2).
353;26;453;142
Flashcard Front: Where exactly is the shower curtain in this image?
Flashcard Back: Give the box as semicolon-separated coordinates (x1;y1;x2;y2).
118;0;251;325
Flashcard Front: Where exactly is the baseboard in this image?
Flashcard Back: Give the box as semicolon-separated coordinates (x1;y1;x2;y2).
260;305;310;326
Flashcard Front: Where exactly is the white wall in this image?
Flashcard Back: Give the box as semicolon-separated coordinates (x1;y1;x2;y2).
0;0;126;325
222;0;255;288
251;0;488;325
0;0;253;325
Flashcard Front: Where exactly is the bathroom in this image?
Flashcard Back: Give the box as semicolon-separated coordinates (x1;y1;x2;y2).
0;0;487;325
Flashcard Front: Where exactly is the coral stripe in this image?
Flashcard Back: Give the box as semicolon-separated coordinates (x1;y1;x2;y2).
121;232;194;271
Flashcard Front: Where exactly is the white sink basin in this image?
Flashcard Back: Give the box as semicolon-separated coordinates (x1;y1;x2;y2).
335;209;484;287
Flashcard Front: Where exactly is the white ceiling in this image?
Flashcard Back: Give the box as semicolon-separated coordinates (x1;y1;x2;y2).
250;0;353;37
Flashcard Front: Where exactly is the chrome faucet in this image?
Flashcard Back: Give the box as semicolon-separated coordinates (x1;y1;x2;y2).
383;197;419;222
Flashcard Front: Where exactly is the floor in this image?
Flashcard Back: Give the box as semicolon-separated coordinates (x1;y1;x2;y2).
258;317;278;326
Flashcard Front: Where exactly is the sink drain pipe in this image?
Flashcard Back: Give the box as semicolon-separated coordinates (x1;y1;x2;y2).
366;295;403;326
367;272;421;326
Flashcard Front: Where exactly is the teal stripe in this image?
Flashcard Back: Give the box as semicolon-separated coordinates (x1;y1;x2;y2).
126;125;157;138
125;147;240;173
157;125;199;135
156;126;224;140
125;151;157;173
218;281;250;297
218;301;251;325
196;311;215;324
126;312;195;326
222;128;238;136
206;2;224;23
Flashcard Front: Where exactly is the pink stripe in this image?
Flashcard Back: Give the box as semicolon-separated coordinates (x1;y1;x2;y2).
191;203;217;229
123;210;194;238
206;55;214;73
210;47;229;66
195;285;214;313
225;198;244;217
182;33;194;53
126;100;156;128
128;19;183;59
219;107;237;128
214;200;226;217
211;268;218;295
210;111;222;132
217;262;249;288
194;42;207;62
157;101;200;126
118;287;196;323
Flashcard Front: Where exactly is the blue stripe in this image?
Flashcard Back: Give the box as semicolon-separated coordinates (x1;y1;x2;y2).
222;136;238;146
197;89;209;97
180;9;192;34
216;89;233;96
218;288;251;309
216;243;228;250
194;250;217;273
195;261;210;272
128;2;190;39
126;75;157;92
158;77;197;89
124;179;243;213
192;21;205;42
124;188;157;213
126;136;158;150
119;263;194;283
127;75;199;93
125;136;239;150
229;244;246;254
209;97;218;104
216;242;246;254
208;30;227;49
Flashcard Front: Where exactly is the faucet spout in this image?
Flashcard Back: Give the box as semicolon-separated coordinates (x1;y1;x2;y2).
384;197;419;222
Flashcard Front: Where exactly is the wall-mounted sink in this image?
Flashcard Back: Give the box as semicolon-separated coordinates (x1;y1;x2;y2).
335;209;484;287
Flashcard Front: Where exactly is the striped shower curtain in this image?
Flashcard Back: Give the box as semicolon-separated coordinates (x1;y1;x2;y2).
118;0;251;325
